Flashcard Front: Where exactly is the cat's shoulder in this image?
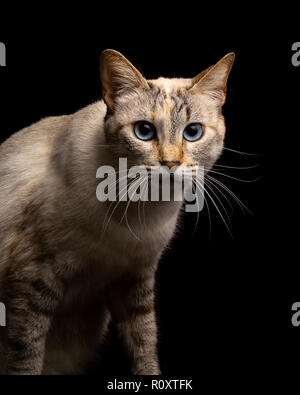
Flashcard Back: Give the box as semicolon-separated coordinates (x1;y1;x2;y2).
0;100;106;154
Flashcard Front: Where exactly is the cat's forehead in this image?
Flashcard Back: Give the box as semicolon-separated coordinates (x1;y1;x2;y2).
117;77;202;125
147;77;192;93
143;77;197;124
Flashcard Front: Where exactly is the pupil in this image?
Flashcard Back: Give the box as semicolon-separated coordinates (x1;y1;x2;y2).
188;126;197;136
142;124;150;134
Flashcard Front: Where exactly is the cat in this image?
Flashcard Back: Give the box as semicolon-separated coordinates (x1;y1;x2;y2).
0;49;234;374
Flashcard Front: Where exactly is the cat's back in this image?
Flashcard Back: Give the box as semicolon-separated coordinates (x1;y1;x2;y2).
0;101;106;194
0;115;69;186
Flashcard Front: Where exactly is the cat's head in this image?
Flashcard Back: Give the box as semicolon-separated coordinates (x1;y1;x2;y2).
100;49;234;172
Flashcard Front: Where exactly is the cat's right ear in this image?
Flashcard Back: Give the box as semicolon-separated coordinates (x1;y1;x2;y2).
100;49;149;110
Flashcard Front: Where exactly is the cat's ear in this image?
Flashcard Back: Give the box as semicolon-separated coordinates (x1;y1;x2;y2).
189;53;235;106
100;49;149;110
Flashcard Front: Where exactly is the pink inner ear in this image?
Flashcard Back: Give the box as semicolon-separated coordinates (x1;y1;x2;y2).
100;51;150;111
190;53;234;96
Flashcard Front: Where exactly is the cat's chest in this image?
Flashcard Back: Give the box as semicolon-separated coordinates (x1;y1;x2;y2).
59;228;163;307
58;208;179;307
86;216;174;267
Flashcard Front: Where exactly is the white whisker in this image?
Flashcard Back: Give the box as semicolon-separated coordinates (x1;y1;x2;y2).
204;179;232;230
101;178;135;237
205;176;234;215
223;146;262;156
206;174;252;215
214;163;259;170
120;177;147;241
195;177;233;238
208;169;262;183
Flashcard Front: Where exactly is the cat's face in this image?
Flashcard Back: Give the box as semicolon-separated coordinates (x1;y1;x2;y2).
100;50;234;172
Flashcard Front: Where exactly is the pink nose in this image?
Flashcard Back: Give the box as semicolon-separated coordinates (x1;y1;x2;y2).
160;160;181;169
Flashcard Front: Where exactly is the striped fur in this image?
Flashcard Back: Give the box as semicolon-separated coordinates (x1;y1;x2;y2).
0;50;234;374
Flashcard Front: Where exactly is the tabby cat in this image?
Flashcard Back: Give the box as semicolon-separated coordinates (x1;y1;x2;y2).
0;49;234;374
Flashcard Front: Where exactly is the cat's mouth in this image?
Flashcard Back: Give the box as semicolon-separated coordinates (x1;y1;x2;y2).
143;164;201;178
144;163;199;171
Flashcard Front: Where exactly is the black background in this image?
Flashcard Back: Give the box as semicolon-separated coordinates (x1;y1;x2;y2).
0;8;297;391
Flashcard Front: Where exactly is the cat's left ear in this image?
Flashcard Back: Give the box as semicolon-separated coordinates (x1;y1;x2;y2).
189;53;235;106
100;49;149;110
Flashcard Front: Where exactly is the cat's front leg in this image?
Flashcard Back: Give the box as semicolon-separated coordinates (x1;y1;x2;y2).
4;261;62;374
108;272;160;375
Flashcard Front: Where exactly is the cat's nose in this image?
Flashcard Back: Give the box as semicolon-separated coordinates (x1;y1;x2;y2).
160;160;181;169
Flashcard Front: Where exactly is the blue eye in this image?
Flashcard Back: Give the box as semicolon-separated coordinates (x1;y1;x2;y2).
183;123;203;142
134;121;156;141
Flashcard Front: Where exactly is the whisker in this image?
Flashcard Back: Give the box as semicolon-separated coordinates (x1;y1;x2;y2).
205;191;212;240
99;174;133;219
204;179;232;229
101;169;130;177
213;163;260;170
138;177;148;229
120;177;147;241
101;178;135;237
191;179;206;234
223;146;262;156
195;178;233;238
142;174;151;228
208;169;262;183
206;174;252;215
205;176;234;215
